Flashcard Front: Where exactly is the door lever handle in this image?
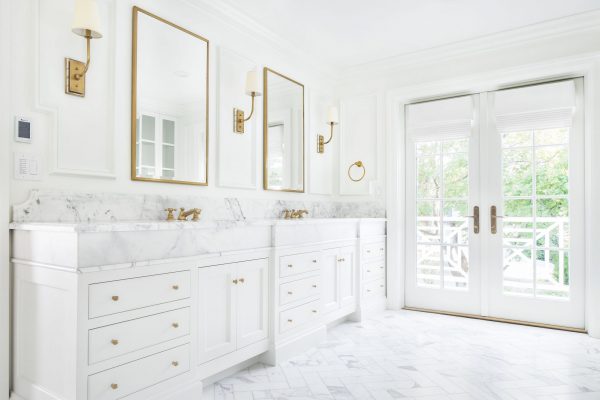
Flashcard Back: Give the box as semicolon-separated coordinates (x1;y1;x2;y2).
466;206;479;234
490;205;504;234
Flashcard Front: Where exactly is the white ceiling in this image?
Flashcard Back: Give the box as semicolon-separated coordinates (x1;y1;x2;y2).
219;0;600;69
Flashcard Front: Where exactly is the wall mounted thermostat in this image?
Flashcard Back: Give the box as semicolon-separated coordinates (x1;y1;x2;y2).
14;117;32;143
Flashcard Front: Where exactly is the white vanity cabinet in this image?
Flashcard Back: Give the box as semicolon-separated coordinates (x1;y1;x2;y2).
197;259;269;367
10;218;385;400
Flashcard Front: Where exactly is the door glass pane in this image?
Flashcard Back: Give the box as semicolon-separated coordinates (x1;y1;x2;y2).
141;115;155;140
501;128;571;299
415;138;470;290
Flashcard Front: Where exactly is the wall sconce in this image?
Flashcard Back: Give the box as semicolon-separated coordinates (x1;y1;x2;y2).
317;106;339;153
233;69;262;133
65;0;103;97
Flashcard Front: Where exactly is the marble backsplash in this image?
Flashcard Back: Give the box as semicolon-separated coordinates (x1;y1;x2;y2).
12;190;386;223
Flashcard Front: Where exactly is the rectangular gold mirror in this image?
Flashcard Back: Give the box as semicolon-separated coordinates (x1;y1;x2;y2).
131;7;209;185
263;68;305;192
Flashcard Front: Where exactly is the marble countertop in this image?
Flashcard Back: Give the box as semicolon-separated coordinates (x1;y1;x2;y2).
9;217;387;233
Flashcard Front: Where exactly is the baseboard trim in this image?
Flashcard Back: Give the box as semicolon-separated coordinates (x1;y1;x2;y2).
403;307;587;333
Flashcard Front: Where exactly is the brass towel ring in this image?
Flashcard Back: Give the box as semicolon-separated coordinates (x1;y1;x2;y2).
348;161;366;182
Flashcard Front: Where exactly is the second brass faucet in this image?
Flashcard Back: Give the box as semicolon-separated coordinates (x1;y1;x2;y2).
282;209;309;219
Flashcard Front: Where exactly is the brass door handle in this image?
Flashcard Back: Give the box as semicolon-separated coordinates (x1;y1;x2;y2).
466;206;480;234
490;205;504;234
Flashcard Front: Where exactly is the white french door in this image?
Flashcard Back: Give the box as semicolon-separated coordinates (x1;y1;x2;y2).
405;78;585;329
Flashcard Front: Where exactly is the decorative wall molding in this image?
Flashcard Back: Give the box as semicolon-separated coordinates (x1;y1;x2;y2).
34;0;117;179
340;9;600;81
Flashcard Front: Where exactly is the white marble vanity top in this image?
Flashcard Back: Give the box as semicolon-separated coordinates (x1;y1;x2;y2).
10;217;387;233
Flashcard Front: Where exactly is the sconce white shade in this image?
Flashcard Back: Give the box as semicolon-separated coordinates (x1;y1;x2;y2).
327;106;339;124
245;70;262;96
72;0;103;38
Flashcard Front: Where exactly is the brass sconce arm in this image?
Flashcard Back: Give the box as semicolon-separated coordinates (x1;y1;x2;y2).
244;92;257;122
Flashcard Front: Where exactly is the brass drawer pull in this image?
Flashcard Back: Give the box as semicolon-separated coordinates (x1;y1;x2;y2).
172;284;179;290
239;278;245;284
111;383;118;390
312;310;318;313
338;258;345;262
111;295;119;302
232;279;238;285
312;284;317;288
287;291;293;295
287;319;293;323
172;322;179;328
288;264;293;268
312;259;317;263
172;361;179;367
111;339;119;346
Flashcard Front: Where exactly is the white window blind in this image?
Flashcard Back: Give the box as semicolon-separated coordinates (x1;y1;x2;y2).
493;80;576;133
406;95;474;142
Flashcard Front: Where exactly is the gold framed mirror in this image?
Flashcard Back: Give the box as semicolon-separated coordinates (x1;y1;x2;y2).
263;68;305;192
131;7;209;185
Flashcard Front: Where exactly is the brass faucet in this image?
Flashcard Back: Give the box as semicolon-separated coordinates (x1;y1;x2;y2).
177;207;202;221
282;209;309;219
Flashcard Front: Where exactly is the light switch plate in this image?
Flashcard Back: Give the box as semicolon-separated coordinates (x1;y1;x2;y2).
14;152;42;181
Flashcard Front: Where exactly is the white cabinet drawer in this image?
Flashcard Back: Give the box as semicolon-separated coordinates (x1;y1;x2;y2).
362;261;385;281
279;300;321;334
279;275;321;306
279;252;320;278
363;278;386;298
362;242;386;261
88;344;190;400
88;308;190;365
89;271;190;318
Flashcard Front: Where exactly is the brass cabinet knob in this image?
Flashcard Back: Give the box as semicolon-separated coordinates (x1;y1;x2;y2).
172;361;179;367
232;279;238;285
111;339;119;346
111;383;118;390
312;284;317;288
239;278;245;284
288;264;293;268
172;322;179;328
312;310;318;313
287;319;293;323
172;284;179;290
287;291;293;295
111;295;119;302
312;259;317;263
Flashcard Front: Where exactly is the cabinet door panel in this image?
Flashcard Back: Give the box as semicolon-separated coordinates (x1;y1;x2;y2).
321;249;339;314
339;247;356;308
198;264;236;363
236;259;269;348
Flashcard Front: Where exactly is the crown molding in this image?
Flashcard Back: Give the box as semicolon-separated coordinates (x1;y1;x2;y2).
339;9;600;81
180;0;340;79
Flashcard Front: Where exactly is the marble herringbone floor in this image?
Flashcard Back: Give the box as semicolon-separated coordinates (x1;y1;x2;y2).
203;310;600;400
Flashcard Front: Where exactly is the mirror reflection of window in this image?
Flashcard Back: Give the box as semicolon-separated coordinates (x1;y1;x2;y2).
263;68;304;192
132;7;209;185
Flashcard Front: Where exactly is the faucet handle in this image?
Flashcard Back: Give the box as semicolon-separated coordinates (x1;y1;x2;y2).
164;208;177;221
282;209;292;219
191;208;202;222
177;207;187;221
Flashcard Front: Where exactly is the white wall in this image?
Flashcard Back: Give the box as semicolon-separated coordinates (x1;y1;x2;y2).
8;0;384;209
0;0;10;395
334;12;600;334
